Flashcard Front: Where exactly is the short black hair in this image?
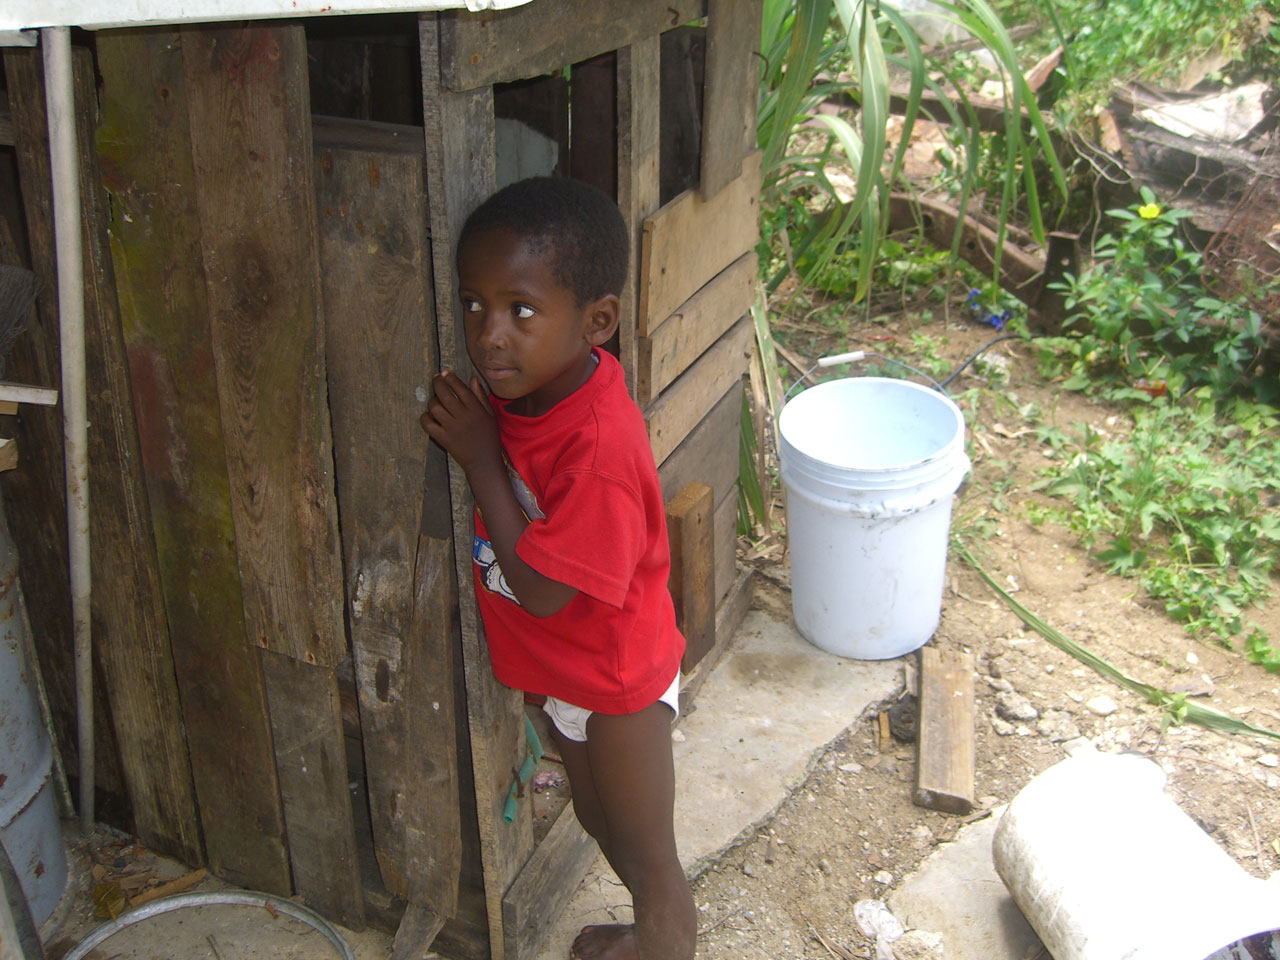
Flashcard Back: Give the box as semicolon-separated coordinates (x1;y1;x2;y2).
458;177;628;307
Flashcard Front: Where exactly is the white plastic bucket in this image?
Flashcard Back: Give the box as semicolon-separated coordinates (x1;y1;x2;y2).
777;377;969;660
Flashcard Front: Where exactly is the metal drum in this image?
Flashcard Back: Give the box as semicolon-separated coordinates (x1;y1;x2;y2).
1;502;68;926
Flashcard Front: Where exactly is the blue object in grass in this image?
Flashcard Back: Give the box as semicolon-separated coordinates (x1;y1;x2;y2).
502;714;547;823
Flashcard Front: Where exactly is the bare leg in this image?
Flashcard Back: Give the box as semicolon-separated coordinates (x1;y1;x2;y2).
553;702;695;960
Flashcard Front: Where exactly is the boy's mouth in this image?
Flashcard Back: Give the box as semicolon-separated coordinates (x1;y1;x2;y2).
479;363;519;381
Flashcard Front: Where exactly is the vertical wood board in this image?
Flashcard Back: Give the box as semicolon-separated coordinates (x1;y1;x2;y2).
712;488;736;606
260;650;364;925
915;646;976;815
615;37;661;396
421;16;532;959
95;28;290;891
69;46;202;863
699;0;761;199
645;315;751;466
182;22;345;667
666;482;714;672
568;53;616;200
637;250;755;405
637;149;761;335
314;119;460;919
439;0;704;92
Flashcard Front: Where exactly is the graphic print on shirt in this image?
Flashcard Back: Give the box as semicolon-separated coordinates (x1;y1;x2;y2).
474;459;544;605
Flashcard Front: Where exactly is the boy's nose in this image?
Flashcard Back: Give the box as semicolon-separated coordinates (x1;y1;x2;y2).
475;313;507;349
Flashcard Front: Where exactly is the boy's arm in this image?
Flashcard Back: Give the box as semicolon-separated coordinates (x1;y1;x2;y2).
420;370;578;618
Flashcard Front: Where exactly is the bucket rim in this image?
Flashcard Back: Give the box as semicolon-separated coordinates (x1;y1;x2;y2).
777;375;966;475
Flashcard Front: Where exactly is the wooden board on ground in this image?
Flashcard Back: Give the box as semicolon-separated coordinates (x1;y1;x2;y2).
438;0;702;92
699;0;760;199
422;16;532;959
501;804;597;960
645;315;751;466
657;381;740;510
667;483;715;673
637;150;761;336
637;251;755;405
314;118;461;921
95;28;290;892
67;46;203;866
260;651;364;926
183;21;346;669
914;646;976;815
616;36;662;394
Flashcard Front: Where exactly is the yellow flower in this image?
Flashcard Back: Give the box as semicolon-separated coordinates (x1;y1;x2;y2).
1138;202;1161;219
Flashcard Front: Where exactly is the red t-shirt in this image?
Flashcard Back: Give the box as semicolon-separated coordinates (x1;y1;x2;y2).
472;349;685;714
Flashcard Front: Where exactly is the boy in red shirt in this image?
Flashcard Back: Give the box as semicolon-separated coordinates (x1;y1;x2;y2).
421;177;695;960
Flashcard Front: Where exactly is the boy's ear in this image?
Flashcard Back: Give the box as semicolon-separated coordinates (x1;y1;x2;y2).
584;293;621;346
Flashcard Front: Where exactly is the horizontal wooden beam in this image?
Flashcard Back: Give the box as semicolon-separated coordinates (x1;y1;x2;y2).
645;315;751;466
638;150;760;336
438;0;704;92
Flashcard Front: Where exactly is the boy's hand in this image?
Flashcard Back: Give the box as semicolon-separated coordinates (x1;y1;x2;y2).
421;371;502;477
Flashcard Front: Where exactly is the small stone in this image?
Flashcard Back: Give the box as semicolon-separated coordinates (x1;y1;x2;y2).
818;859;832;875
1258;754;1279;768
893;929;945;960
1036;710;1082;742
1085;695;1118;717
992;717;1016;736
1186;650;1199;665
978;795;1000;808
839;762;864;774
910;824;934;842
1015;724;1033;737
1061;737;1097;757
671;729;686;742
984;676;1014;693
873;870;894;885
996;691;1039;722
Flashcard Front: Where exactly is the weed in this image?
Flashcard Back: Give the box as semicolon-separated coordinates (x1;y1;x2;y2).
1033;393;1280;669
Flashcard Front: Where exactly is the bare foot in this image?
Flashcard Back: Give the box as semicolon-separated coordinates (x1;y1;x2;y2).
569;923;638;960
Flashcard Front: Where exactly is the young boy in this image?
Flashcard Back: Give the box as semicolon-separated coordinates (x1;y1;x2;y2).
420;176;696;960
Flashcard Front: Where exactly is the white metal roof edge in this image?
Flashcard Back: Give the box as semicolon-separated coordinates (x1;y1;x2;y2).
1;0;533;34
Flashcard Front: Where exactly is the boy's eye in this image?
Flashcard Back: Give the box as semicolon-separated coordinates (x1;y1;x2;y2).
514;304;535;320
462;298;482;313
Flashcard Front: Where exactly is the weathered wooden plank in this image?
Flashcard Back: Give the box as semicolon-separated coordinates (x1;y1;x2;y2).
405;535;463;913
439;0;704;92
712;487;736;606
646;315;751;466
657;381;740;513
260;651;364;926
392;902;447;960
95;26;290;894
569;52;616;200
637;251;755;405
638;149;761;336
915;646;976;815
421;16;532;960
616;36;661;395
700;0;761;199
659;26;705;206
501;803;597;960
666;483;714;673
66;45;203;865
182;22;346;668
314;119;460;918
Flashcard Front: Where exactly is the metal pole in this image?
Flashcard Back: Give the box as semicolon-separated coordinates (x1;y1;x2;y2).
41;25;93;833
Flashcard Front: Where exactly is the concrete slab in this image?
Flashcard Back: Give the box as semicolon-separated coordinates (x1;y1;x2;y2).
888;809;1043;960
534;608;901;960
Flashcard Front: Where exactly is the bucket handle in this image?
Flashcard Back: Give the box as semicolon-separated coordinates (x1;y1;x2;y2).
781;351;948;408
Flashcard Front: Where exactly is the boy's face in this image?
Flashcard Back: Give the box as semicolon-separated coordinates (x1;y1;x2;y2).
458;226;618;418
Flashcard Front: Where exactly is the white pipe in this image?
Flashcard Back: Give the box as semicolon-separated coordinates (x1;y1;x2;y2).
42;25;92;834
993;752;1280;960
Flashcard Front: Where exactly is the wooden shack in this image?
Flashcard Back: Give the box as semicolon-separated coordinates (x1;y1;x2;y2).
0;1;760;956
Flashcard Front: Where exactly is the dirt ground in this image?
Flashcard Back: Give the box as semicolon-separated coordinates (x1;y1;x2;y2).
684;309;1280;960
